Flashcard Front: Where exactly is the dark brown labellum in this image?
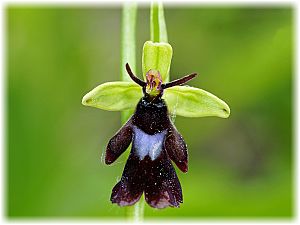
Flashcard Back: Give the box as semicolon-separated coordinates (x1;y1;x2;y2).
105;63;197;208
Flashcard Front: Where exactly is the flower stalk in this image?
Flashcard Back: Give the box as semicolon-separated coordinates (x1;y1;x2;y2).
122;1;170;220
120;2;144;221
121;2;137;124
150;1;168;43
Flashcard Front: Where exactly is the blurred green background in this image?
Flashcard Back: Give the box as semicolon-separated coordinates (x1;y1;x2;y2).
7;5;293;218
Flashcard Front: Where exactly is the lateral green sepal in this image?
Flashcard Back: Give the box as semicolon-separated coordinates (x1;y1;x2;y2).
164;86;230;118
82;82;142;111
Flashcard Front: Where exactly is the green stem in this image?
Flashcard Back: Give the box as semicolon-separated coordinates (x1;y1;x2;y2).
150;0;168;43
121;2;137;124
126;197;145;222
121;2;143;221
121;1;169;221
150;0;170;82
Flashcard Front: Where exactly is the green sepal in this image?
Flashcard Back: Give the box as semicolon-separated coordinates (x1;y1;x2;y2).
82;82;142;111
164;86;230;118
142;41;172;82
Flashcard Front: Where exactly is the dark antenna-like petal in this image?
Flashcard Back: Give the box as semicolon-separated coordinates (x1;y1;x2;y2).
162;73;197;89
126;63;146;87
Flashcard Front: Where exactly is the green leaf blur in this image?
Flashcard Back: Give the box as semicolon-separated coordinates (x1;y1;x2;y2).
7;6;293;218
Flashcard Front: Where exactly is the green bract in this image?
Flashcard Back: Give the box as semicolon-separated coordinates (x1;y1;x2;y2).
142;41;172;82
82;81;230;118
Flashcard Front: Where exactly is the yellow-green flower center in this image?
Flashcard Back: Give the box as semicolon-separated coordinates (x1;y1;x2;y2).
145;69;162;96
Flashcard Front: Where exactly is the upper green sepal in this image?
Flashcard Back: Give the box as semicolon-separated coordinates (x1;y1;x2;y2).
164;86;230;118
142;41;172;82
82;81;142;111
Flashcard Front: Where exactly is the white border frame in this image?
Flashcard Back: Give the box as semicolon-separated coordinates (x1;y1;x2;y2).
0;0;298;224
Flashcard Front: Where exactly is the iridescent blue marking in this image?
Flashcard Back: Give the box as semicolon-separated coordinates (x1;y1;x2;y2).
133;126;167;161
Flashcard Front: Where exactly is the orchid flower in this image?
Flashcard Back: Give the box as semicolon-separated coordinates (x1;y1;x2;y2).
82;41;230;208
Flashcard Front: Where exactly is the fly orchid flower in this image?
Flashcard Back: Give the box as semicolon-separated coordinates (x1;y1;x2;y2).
82;41;230;209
